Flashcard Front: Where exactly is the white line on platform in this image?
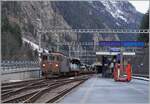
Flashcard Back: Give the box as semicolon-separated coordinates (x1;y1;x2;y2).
80;77;97;104
124;75;149;81
132;76;149;81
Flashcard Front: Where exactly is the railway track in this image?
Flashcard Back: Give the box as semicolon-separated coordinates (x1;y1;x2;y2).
2;75;90;103
46;80;86;103
2;79;46;100
2;77;72;94
2;78;69;99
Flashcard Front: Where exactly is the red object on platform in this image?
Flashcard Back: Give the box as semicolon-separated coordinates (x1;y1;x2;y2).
113;63;132;82
126;64;132;81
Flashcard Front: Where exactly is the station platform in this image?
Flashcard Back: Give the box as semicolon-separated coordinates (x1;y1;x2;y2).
58;75;149;104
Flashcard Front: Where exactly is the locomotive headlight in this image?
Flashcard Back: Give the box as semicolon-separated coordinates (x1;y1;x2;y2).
55;64;58;67
42;64;46;67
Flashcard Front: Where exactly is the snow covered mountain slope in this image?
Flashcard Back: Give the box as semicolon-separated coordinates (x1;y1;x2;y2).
53;1;143;41
88;0;143;29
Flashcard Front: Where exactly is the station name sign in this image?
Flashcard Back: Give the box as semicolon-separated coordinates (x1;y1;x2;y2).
99;41;145;47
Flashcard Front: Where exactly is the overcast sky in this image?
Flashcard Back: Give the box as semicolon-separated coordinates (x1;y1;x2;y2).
129;0;149;14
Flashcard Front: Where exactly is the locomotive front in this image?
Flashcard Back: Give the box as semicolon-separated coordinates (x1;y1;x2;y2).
48;53;62;74
40;53;64;76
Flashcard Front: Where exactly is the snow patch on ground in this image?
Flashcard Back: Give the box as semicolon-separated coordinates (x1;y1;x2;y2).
22;38;48;53
22;38;39;50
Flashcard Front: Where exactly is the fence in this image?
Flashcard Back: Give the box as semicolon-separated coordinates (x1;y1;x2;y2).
1;60;41;75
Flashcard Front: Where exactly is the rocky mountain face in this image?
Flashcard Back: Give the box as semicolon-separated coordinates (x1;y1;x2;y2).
53;1;143;41
2;1;78;60
1;1;144;61
54;1;142;29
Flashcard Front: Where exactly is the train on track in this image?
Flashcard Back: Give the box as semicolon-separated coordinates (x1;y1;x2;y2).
40;52;93;78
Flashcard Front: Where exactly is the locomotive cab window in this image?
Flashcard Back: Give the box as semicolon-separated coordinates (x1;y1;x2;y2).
42;55;48;60
49;55;55;61
55;55;62;61
48;55;62;61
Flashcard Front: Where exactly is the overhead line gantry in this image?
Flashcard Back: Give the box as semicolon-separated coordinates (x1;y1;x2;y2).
39;29;149;34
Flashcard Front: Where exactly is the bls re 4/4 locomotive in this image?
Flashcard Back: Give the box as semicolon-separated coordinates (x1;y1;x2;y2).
40;52;81;78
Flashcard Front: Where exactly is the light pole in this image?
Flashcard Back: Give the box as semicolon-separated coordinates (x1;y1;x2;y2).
32;18;42;51
36;19;42;53
68;45;71;57
55;33;59;52
78;45;80;59
120;47;124;71
32;18;42;63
